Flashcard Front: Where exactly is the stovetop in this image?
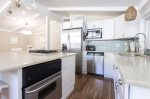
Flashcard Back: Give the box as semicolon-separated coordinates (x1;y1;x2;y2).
29;50;59;54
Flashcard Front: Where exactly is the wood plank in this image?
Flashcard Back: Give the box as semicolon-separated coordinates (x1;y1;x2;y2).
67;75;115;99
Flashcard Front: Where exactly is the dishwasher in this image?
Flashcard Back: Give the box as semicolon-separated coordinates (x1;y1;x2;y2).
86;52;104;75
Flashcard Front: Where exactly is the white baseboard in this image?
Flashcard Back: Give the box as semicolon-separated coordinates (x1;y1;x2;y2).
61;84;74;99
104;74;114;79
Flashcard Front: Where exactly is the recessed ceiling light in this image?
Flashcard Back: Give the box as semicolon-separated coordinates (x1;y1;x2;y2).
21;30;32;35
22;10;26;15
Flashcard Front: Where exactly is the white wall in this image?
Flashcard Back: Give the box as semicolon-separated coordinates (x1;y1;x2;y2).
28;15;62;50
28;26;47;49
0;32;29;51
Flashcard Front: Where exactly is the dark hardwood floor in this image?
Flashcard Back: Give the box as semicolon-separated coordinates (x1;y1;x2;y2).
67;74;115;99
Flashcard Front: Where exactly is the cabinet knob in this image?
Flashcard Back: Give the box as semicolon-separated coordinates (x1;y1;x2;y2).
113;65;118;70
118;79;123;85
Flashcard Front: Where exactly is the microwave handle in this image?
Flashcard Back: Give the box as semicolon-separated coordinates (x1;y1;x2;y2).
25;75;61;94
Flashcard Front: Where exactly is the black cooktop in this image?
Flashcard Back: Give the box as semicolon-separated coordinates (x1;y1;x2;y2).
29;50;59;54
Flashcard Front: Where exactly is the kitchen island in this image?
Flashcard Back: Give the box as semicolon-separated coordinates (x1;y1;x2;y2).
0;51;76;99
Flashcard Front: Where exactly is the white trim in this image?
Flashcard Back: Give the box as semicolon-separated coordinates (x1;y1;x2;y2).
104;74;114;79
138;0;150;11
48;7;127;12
46;16;50;50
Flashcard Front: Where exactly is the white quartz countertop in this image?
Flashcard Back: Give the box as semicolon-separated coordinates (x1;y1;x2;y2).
0;51;76;72
112;53;150;88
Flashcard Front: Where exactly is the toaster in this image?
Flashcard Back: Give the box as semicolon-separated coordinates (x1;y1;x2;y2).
86;45;96;51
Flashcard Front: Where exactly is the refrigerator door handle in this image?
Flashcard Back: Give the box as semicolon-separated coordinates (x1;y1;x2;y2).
69;42;71;52
68;34;71;52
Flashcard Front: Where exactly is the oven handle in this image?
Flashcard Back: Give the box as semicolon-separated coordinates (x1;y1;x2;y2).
25;75;61;94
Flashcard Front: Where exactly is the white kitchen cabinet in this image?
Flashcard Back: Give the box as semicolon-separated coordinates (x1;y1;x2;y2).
103;18;115;39
115;14;140;38
129;86;150;99
113;65;150;99
124;16;139;38
87;20;104;29
114;14;125;38
62;21;71;30
62;20;83;30
104;53;114;78
61;55;75;99
70;20;83;28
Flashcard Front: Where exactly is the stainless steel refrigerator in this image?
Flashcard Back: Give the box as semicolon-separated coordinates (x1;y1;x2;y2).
61;28;83;74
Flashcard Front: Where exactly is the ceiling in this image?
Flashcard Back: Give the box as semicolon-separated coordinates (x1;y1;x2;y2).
36;0;142;8
0;0;45;33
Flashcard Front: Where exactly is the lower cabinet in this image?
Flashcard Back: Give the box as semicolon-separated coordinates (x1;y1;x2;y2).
129;86;150;99
104;53;114;78
61;55;75;99
113;64;150;99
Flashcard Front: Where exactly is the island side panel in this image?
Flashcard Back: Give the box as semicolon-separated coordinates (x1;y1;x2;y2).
61;55;76;99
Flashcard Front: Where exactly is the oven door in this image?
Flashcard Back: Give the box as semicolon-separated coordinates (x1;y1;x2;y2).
24;73;62;99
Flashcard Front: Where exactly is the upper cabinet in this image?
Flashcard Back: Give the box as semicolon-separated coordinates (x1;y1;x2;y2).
103;18;115;39
62;20;84;30
114;14;125;38
124;15;139;38
62;14;140;40
87;20;103;29
87;19;114;39
114;14;140;39
62;14;86;30
71;20;84;29
62;21;70;30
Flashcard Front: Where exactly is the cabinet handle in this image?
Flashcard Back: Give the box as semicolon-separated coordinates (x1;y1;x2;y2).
118;79;123;85
113;65;115;70
115;82;118;93
113;65;118;70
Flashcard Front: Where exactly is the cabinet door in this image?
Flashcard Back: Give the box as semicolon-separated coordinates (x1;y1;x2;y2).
104;53;114;78
70;20;83;28
130;86;150;99
114;14;125;38
87;21;103;29
62;56;75;99
124;17;139;38
103;18;115;39
62;21;70;29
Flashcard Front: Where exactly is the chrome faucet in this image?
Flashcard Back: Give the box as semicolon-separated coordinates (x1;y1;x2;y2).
134;33;147;54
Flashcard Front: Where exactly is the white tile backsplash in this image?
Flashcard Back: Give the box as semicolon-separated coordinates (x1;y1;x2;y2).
86;39;135;52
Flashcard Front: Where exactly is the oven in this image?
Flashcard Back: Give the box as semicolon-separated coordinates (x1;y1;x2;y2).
22;59;62;99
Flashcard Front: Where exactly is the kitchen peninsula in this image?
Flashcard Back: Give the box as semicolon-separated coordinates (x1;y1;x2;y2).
106;52;150;99
0;51;76;99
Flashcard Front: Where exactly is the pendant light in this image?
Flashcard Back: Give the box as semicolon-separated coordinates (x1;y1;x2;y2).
125;0;137;21
15;0;21;8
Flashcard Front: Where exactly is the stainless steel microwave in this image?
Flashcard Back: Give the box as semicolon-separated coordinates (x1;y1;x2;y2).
86;28;102;39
